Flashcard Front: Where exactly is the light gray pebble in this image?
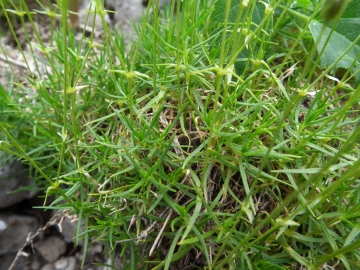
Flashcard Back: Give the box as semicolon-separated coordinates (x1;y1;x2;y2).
54;257;76;270
35;236;67;263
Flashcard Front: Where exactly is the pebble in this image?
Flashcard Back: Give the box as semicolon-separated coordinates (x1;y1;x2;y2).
41;263;56;270
35;236;67;263
54;257;76;270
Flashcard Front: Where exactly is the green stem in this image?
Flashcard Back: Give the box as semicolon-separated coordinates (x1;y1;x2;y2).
55;0;69;185
201;0;231;195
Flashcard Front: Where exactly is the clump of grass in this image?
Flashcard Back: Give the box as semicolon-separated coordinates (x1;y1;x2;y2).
1;0;360;269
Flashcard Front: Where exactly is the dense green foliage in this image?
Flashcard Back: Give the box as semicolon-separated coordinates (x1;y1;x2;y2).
1;0;360;269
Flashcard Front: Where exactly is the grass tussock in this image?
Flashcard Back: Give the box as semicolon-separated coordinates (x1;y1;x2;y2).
1;0;360;269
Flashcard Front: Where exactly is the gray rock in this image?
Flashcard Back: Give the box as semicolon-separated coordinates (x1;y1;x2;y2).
104;0;146;41
108;0;146;25
109;0;174;38
0;252;25;270
0;159;37;209
77;0;171;42
35;236;67;263
0;214;39;255
79;0;111;31
57;215;77;243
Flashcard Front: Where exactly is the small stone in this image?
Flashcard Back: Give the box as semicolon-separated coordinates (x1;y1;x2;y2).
54;258;68;269
31;258;42;270
35;236;67;263
41;263;56;270
54;257;76;270
0;219;7;231
89;243;103;255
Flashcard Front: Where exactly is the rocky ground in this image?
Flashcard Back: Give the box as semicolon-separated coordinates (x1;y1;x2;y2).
0;1;153;269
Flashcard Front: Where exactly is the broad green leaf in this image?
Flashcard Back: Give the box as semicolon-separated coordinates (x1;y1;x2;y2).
309;0;360;82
